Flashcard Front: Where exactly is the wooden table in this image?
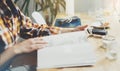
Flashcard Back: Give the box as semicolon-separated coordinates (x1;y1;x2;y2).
37;13;120;71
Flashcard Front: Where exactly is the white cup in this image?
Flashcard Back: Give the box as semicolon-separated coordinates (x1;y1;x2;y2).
102;35;117;60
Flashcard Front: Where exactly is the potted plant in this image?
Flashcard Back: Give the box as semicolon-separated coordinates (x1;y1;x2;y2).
14;0;66;26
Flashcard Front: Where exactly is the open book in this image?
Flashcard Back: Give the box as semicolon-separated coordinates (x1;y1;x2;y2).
37;31;97;69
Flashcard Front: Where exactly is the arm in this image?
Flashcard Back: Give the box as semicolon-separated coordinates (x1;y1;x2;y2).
19;11;88;38
61;25;88;33
0;47;16;66
0;37;47;66
49;25;88;34
19;15;51;38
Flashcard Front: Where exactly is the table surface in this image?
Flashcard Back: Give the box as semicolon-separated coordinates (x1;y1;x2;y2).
37;13;120;71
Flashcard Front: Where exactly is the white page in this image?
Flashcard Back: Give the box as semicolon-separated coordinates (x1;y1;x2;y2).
42;31;88;47
37;31;97;69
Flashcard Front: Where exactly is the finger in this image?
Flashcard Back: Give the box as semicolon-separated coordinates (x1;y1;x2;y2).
35;41;48;44
31;44;47;50
33;37;43;40
30;38;48;44
26;45;45;53
77;25;88;30
34;39;48;44
79;25;88;28
81;25;88;28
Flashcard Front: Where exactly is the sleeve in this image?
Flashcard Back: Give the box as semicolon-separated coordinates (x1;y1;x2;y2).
19;12;60;39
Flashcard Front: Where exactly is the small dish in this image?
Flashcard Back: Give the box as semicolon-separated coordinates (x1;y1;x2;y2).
91;22;110;29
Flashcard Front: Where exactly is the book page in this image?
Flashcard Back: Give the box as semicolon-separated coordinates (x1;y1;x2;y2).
42;31;88;47
37;31;97;69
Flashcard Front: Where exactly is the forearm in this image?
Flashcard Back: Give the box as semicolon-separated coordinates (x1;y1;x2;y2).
0;47;17;66
60;28;75;33
60;25;88;33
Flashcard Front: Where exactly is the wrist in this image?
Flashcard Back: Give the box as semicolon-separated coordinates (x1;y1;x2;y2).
71;28;75;32
6;46;18;57
58;28;62;34
13;46;22;55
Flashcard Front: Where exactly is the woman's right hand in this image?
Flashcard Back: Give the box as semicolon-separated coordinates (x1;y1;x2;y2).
13;37;47;54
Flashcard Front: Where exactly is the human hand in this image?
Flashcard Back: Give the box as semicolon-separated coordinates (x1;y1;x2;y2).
74;25;88;31
13;37;47;54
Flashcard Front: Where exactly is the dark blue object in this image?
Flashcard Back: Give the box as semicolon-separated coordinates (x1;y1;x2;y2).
87;28;107;35
54;16;81;28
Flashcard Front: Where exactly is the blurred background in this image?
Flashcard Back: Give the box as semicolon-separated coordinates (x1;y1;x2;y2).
13;0;120;25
